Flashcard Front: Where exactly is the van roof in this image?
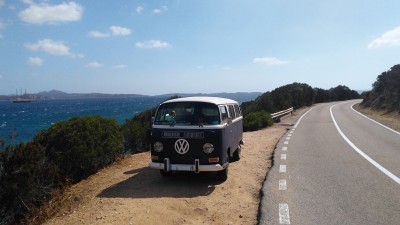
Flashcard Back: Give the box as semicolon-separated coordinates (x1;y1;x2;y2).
162;96;238;105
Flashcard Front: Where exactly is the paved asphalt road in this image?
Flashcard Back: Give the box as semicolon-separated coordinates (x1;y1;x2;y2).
259;100;400;225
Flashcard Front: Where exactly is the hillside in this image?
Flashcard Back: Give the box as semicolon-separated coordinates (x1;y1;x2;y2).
361;64;400;112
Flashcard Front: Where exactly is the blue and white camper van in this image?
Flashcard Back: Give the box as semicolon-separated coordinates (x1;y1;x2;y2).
149;97;243;181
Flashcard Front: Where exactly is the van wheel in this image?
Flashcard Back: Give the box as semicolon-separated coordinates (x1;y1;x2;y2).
217;165;228;181
232;145;241;161
160;170;172;177
217;155;229;181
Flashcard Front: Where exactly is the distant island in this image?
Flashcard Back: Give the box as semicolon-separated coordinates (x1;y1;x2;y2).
0;90;262;103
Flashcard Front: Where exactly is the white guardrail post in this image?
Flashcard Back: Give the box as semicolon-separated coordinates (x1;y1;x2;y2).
270;107;294;119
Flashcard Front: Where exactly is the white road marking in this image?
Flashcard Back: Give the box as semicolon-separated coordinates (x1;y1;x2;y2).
273;109;312;225
289;131;294;134
294;108;313;128
280;165;286;173
282;146;288;151
279;204;291;224
351;103;400;136
279;180;287;190
330;105;400;185
288;134;292;137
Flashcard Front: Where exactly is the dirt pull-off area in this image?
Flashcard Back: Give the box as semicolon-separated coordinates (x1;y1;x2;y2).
44;109;308;225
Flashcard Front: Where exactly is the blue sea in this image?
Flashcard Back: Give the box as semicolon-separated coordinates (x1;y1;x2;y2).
0;97;166;144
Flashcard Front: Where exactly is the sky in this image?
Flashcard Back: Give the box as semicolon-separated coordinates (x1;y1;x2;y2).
1;0;400;95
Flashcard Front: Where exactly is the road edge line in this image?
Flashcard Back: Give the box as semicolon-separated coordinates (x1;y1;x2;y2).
330;105;400;186
350;103;400;136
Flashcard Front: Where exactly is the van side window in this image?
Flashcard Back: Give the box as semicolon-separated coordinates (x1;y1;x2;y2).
228;105;235;119
219;105;229;124
234;104;242;117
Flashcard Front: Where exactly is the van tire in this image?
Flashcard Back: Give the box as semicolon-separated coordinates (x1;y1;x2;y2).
217;155;229;181
232;145;241;161
217;165;228;181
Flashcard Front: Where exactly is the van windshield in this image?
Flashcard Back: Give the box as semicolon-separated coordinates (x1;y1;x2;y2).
154;102;221;126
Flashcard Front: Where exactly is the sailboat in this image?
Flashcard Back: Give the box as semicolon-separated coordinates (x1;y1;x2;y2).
13;89;31;103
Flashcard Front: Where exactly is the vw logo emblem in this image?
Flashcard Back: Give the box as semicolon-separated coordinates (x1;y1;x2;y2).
175;139;189;154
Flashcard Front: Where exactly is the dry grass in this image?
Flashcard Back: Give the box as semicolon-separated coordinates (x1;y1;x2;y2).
353;104;400;132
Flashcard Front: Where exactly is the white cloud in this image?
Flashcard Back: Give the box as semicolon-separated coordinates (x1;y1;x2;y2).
88;31;110;38
110;26;131;36
368;26;400;49
28;57;43;66
253;57;289;65
153;6;168;14
135;40;171;49
86;61;103;69
25;39;73;56
136;6;144;14
19;1;83;25
0;0;5;7
89;26;132;38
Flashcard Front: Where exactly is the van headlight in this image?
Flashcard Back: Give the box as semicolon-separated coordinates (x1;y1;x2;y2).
154;142;164;152
203;143;214;154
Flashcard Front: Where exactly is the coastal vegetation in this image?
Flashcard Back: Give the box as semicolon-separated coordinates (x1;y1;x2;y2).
0;83;361;224
361;64;400;112
0;116;123;224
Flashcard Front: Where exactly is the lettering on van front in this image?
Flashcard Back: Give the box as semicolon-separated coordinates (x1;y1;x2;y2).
162;131;204;139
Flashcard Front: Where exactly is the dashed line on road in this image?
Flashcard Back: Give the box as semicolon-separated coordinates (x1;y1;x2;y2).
279;203;291;224
282;146;288;151
281;154;286;160
284;141;289;145
279;165;286;173
279;180;287;190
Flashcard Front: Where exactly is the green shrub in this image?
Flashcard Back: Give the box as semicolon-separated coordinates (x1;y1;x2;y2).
35;116;123;182
243;111;273;131
0;142;59;225
121;108;154;153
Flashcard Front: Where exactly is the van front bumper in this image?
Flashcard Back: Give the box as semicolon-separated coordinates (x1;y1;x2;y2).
149;158;226;173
